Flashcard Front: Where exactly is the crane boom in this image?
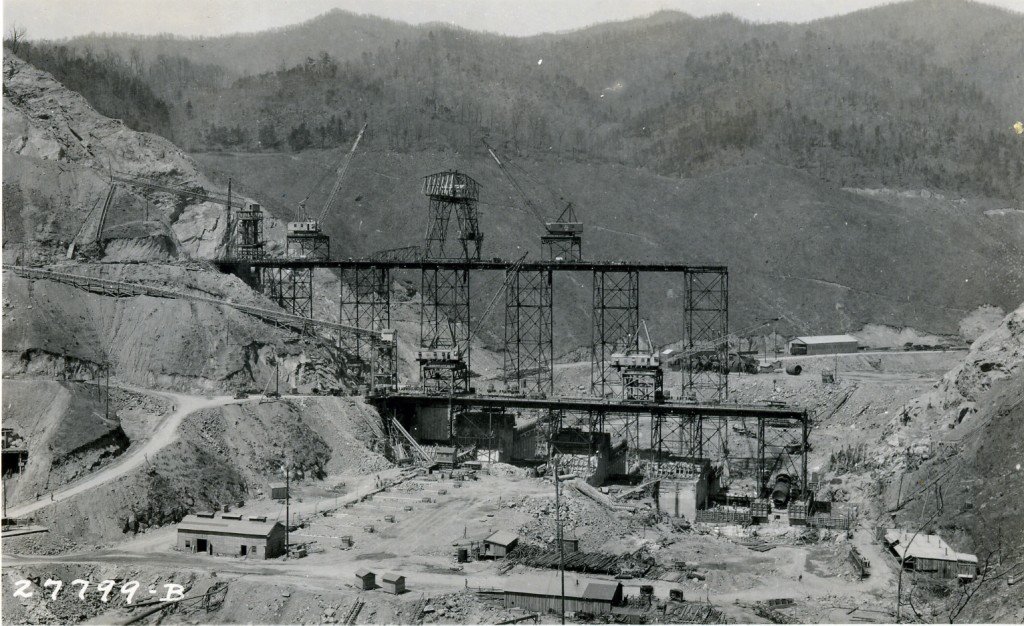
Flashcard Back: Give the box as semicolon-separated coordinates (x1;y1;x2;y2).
316;123;367;225
458;252;529;358
481;139;547;226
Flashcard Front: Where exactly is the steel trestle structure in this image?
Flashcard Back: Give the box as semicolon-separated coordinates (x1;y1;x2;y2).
503;268;553;396
339;266;391;372
685;269;729;403
591;269;640;398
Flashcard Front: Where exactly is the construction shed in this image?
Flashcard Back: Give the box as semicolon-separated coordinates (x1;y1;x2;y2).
177;514;285;559
355;569;375;590
788;335;859;356
381;572;406;594
883;529;978;580
483;530;519;558
503;575;623;615
270;482;288;500
435;446;459;467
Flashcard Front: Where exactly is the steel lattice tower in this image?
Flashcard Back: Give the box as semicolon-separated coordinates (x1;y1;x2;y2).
503;268;553;395
417;172;482;397
340;266;391;376
422;171;482;261
590;269;639;397
262;267;314;319
684;269;729;403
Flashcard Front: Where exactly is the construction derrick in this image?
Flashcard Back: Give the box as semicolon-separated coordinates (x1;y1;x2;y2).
612;321;664;403
684;269;729;403
482;139;583;261
503;268;553;396
287;123;367;261
591;269;640;398
541;203;583;262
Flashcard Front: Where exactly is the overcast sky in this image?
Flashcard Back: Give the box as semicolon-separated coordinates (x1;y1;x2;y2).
5;0;1024;40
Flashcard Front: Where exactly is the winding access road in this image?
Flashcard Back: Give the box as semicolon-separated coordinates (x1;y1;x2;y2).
6;384;241;519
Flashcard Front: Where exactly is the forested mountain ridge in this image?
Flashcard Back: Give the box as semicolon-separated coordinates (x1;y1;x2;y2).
20;0;1023;201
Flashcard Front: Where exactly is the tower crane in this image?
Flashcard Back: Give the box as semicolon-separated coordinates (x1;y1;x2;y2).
481;139;583;261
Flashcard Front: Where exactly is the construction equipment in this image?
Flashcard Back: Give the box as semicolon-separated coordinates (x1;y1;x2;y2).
288;123;367;259
611;320;664;402
482;139;582;260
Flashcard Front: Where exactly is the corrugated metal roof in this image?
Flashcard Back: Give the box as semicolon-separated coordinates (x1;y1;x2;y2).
583;581;620;601
504;574;621;601
485;530;520;547
791;335;860;345
381;572;405;583
355;568;374;578
884;529;978;563
177;514;281;537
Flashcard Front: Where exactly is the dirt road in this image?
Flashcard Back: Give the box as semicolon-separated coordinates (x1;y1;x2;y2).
7;384;240;518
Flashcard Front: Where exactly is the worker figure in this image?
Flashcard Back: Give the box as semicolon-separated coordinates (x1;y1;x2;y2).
50;493;54;501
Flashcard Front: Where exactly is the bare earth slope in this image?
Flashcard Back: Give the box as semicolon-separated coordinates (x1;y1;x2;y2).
3;53;231;260
876;302;1024;623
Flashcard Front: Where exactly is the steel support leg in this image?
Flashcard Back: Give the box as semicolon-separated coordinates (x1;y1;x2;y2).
503;268;553;396
591;269;639;398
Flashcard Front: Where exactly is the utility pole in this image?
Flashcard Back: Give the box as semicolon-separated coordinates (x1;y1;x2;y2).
283;456;291;559
553;456;566;625
104;362;110;420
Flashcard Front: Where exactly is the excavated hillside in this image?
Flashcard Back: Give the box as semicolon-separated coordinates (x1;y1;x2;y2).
874;302;1024;623
3;395;392;552
1;52;358;393
0;54;403;556
2;53;230;260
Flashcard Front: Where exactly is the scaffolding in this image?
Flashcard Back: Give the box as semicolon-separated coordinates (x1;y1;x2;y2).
262;267;314;319
231;202;266;261
286;232;330;261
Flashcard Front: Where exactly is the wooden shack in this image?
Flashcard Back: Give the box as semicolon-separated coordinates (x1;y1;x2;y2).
483;530;519;558
381;572;406;594
354;569;375;590
503;575;623;615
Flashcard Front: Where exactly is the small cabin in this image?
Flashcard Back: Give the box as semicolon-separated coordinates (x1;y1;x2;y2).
270;483;288;500
484;530;520;558
381;572;406;594
355;569;375;590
